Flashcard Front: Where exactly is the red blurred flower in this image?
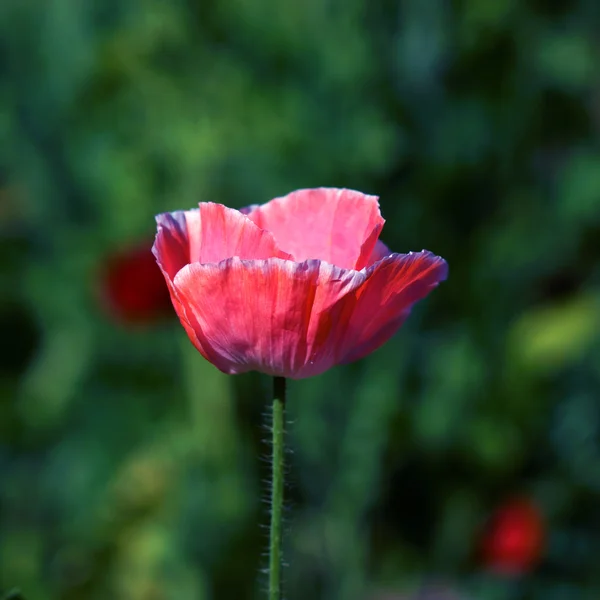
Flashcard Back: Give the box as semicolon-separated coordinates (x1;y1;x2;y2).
481;497;545;576
152;188;447;378
101;241;173;324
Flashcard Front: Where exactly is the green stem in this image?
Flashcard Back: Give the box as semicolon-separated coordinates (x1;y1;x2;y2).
269;376;286;600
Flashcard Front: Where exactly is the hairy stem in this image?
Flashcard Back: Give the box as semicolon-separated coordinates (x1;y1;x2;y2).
269;376;286;600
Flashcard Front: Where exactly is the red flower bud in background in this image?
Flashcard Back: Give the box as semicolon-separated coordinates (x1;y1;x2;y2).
100;241;173;325
481;497;545;576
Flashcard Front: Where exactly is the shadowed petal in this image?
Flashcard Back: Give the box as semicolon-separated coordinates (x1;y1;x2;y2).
244;188;384;270
369;239;391;265
152;212;219;361
153;211;190;281
173;258;364;378
338;251;448;364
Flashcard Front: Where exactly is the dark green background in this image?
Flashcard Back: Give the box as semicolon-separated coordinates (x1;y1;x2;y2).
1;0;600;598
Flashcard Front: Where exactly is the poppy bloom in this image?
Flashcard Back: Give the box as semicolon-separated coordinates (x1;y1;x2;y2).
481;497;545;576
101;242;173;324
152;188;447;379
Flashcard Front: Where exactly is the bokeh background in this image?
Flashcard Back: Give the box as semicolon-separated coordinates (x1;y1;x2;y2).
2;0;600;598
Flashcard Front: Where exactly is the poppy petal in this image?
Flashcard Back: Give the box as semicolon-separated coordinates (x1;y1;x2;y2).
339;251;448;363
369;239;392;265
244;188;384;270
152;213;217;360
153;211;190;281
173;257;365;378
185;203;292;264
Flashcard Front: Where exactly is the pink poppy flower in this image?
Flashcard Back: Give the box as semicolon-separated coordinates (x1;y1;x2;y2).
152;188;447;379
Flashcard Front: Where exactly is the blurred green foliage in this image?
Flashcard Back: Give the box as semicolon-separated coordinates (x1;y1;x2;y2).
1;0;600;599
